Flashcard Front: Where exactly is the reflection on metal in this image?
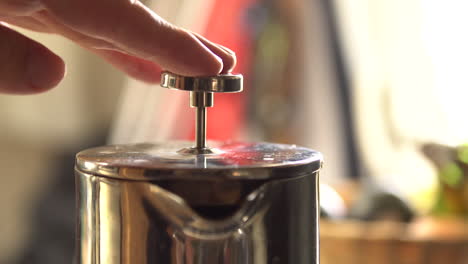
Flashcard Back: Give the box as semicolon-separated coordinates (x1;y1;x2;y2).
160;72;243;93
75;141;322;264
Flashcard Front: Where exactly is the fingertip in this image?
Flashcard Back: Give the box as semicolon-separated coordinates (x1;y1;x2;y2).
167;31;223;76
0;24;65;95
190;33;237;75
216;45;237;74
26;42;65;93
198;52;223;76
221;52;236;74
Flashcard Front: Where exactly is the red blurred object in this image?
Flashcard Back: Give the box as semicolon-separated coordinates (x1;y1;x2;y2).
187;0;255;141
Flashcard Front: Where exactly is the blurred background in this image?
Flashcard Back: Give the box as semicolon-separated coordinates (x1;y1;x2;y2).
1;0;467;263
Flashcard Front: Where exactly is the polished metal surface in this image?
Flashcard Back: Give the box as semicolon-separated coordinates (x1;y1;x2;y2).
76;141;322;180
190;91;214;107
75;141;322;264
160;72;243;153
160;72;243;93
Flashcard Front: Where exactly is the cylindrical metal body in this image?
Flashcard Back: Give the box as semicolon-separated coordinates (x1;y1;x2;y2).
75;141;322;264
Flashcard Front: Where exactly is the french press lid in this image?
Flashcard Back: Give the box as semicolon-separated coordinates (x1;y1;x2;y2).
75;140;322;180
76;72;321;180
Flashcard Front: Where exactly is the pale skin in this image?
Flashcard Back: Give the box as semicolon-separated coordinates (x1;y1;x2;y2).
0;0;237;94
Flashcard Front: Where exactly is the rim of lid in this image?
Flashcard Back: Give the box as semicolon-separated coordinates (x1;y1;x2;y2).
75;141;323;181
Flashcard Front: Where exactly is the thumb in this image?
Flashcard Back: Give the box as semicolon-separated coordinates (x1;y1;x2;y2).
0;23;65;95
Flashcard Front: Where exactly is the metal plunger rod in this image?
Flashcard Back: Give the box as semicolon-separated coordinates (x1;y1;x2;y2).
160;71;243;153
195;105;207;149
191;91;213;151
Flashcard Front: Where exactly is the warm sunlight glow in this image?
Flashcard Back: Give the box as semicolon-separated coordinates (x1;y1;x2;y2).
423;0;468;145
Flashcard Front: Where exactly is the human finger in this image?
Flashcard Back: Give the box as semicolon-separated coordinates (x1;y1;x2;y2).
1;16;52;33
94;49;161;83
41;0;228;76
32;11;117;49
34;11;162;82
0;23;65;94
0;0;43;17
192;33;237;74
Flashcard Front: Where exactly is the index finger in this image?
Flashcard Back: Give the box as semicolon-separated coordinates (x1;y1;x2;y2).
41;0;234;76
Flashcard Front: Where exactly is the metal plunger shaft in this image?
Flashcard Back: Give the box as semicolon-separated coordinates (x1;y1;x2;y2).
160;71;243;154
191;91;213;150
195;106;206;149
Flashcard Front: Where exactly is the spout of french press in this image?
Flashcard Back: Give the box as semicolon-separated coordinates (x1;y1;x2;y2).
160;72;243;154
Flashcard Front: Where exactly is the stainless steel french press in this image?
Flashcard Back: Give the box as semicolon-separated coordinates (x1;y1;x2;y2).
75;72;322;264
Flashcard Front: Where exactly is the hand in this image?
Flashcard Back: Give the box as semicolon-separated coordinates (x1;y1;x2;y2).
0;0;236;94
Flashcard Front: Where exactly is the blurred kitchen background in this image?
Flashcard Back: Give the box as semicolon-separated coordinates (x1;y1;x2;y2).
1;0;467;263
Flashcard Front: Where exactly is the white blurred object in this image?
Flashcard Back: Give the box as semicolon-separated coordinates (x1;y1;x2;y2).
292;0;351;185
320;183;347;219
422;0;468;145
332;0;468;212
